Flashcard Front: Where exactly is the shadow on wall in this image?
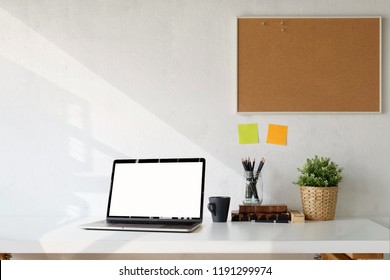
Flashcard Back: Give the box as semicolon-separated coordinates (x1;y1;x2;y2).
0;56;128;221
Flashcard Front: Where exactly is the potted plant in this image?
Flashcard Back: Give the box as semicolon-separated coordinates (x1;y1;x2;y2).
294;156;343;221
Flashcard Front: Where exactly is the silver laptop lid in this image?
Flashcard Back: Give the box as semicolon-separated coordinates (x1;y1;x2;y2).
106;158;205;223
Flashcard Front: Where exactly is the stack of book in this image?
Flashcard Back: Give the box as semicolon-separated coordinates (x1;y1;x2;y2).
231;204;290;222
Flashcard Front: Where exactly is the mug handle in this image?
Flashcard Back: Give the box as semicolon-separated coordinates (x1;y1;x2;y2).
207;203;216;215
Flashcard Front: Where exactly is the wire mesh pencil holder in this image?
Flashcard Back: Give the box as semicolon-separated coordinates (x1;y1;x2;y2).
243;171;263;205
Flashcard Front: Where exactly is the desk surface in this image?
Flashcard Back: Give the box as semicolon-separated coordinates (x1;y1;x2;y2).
1;217;389;254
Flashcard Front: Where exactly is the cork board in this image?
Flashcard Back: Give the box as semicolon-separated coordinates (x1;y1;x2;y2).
237;17;381;112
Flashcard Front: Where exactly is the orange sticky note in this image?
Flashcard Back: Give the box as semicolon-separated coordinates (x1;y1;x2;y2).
267;124;288;146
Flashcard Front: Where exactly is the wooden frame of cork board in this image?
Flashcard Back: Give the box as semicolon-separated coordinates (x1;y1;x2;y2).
237;17;381;113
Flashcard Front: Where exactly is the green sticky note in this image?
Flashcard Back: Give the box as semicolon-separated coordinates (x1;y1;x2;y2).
238;124;259;144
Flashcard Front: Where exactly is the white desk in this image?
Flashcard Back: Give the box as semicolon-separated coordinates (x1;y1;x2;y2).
0;217;389;256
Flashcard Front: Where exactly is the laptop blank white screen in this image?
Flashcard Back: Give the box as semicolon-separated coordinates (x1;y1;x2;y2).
108;162;203;218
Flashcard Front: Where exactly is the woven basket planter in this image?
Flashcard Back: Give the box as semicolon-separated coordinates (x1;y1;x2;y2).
300;186;338;221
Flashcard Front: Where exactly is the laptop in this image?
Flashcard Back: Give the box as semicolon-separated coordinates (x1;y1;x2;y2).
80;158;205;233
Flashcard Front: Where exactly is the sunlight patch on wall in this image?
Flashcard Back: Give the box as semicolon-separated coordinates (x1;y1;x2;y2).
67;104;84;130
69;137;85;163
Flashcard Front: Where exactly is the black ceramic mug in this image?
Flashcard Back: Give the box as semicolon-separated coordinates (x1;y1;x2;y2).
207;196;230;222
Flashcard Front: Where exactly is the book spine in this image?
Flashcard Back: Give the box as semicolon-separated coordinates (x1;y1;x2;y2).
231;211;290;222
238;205;287;214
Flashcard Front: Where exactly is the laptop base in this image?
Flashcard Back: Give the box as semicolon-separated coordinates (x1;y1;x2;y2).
80;220;201;233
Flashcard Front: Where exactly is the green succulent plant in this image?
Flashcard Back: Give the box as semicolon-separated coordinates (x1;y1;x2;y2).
294;156;343;187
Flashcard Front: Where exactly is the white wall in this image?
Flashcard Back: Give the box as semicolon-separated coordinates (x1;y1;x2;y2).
0;0;389;223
